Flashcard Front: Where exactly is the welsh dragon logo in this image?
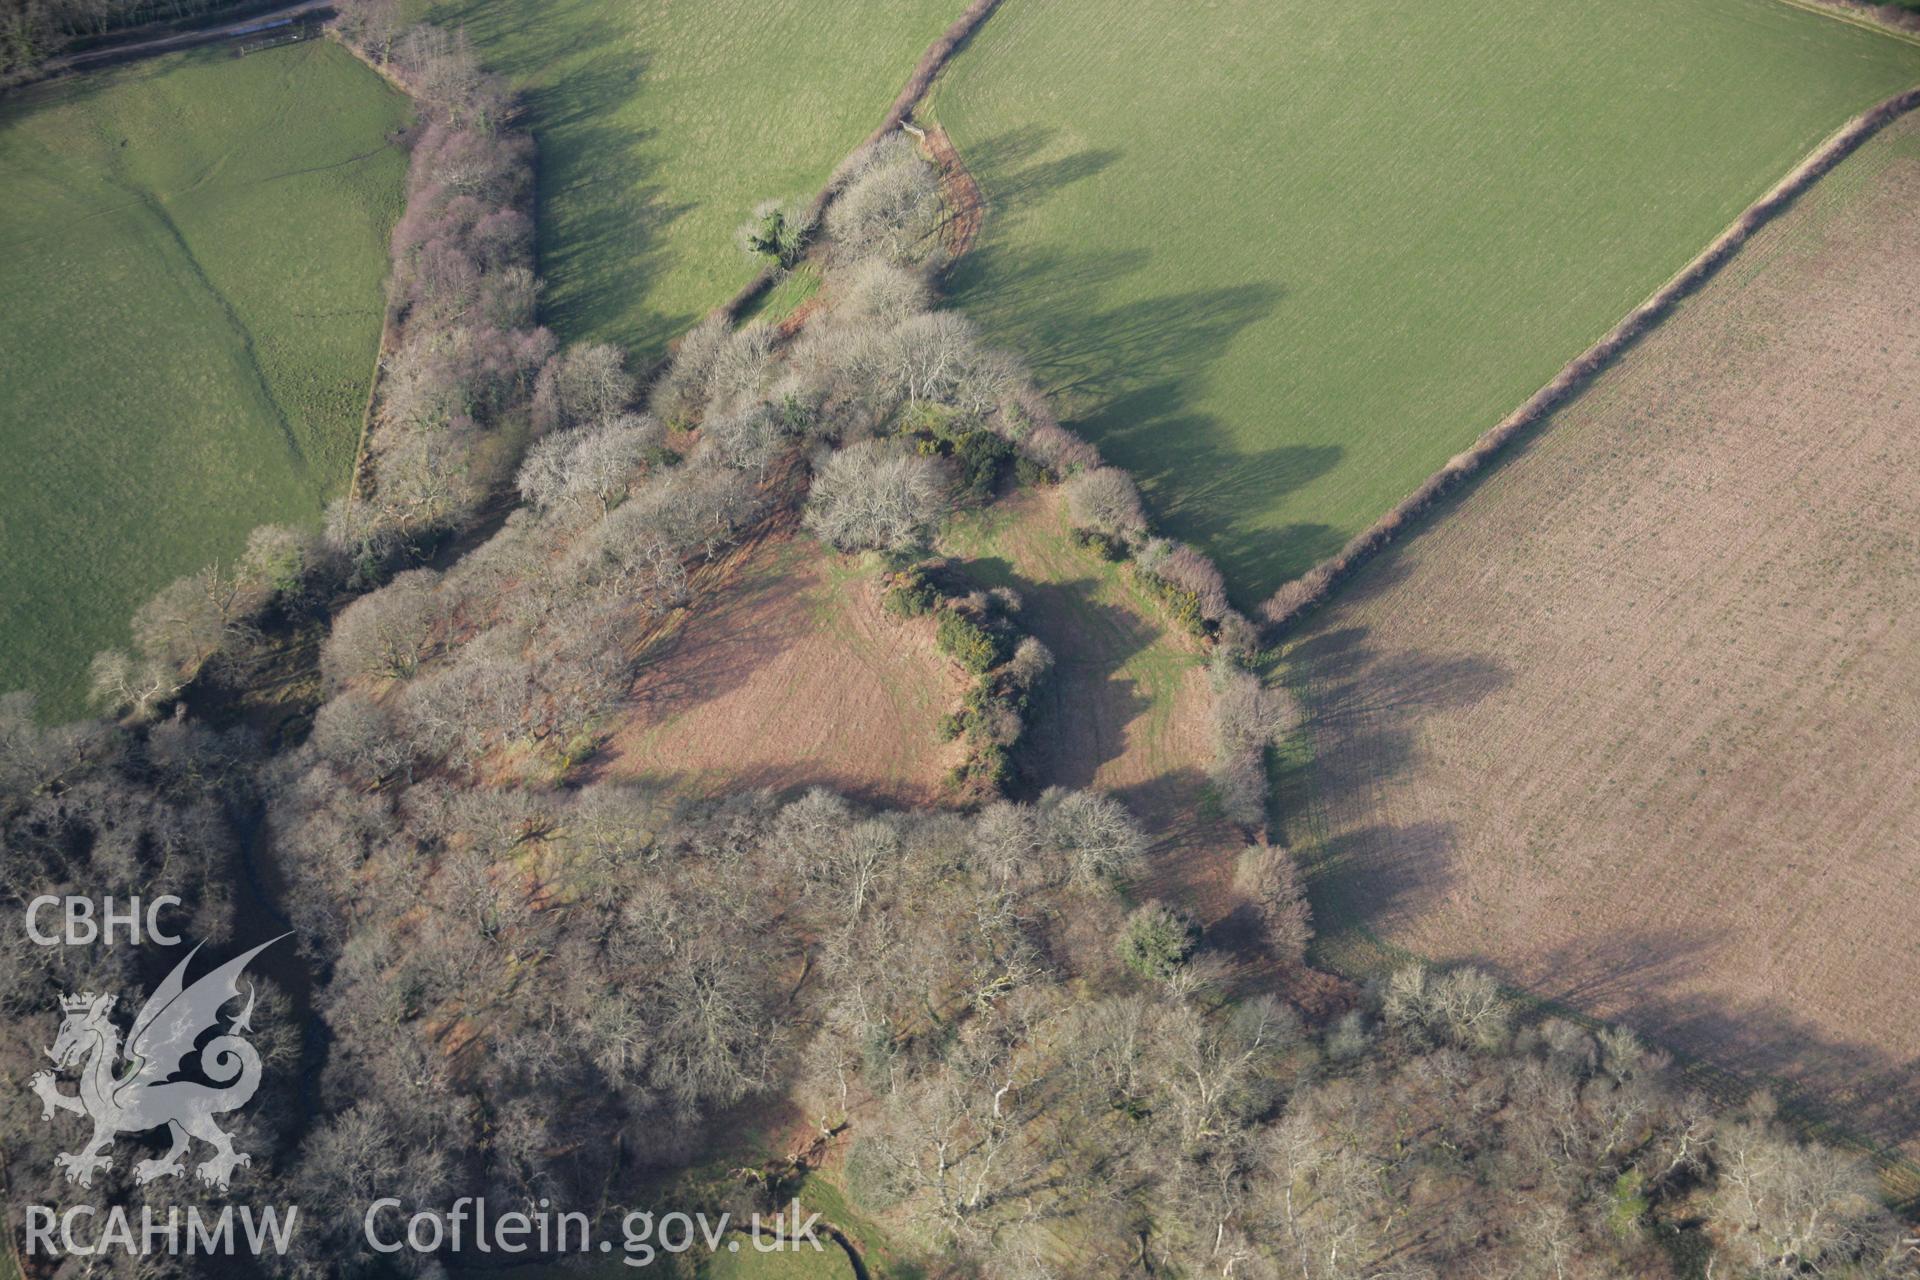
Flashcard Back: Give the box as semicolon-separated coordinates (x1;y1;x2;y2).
30;936;286;1191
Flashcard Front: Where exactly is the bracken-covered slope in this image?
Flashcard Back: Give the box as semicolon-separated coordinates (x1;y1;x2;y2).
597;532;964;808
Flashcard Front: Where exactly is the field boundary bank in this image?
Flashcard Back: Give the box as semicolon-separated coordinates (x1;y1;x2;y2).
15;2;384;517
331;32;419;505
718;0;1002;322
1259;85;1920;638
1779;0;1920;46
924;123;985;257
346;292;401;502
24;0;334;83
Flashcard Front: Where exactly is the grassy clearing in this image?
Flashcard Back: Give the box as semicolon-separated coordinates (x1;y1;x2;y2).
1282;113;1920;1177
0;39;408;715
597;532;962;807
926;0;1920;601
940;489;1251;929
939;488;1205;801
741;262;824;327
428;0;955;356
786;1174;927;1280
704;1240;854;1279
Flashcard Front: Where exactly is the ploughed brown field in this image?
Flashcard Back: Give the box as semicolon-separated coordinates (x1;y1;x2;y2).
1291;114;1920;1161
596;534;963;806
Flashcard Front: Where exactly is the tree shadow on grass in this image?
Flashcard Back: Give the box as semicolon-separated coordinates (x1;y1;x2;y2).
952;231;1335;597
1651;994;1920;1181
535;113;698;354
1308;819;1461;947
1291;621;1510;816
431;0;619;76
948;124;1122;231
1287;617;1511;954
1093;381;1348;592
1483;928;1733;1029
616;549;808;717
952;243;1276;406
524;53;698;353
1301;630;1511;726
942;127;1339;596
429;0;699;352
957;554;1157;797
1296;613;1920;1179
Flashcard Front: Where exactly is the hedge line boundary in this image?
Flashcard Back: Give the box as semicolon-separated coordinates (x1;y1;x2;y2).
1258;86;1920;638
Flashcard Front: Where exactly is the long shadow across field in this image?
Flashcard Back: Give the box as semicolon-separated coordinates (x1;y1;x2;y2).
949;554;1154;795
1456;929;1920;1209
430;0;699;349
948;124;1351;591
1296;606;1920;1194
1293;614;1511;814
945;125;1122;228
524;61;698;348
953;238;1335;592
1291;609;1511;963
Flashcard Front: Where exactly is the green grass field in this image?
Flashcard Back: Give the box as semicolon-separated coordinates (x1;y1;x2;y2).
927;0;1920;600
0;39;408;716
431;0;955;356
704;1239;855;1279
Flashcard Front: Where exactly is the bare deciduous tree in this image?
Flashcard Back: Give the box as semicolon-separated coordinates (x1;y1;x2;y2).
531;342;636;434
837;258;933;326
698;403;784;477
132;563;255;673
394;25;508;129
648;314;732;427
309;691;418;784
331;0;403;62
517;413;664;515
1063;466;1148;543
872;311;1022;419
87;649;182;721
1035;787;1147;888
827;134;943;265
322;569;443;688
1209;656;1301;828
1708;1122;1896;1278
1383;965;1513;1053
803;439;952;554
1234;844;1312;966
703;323;776;419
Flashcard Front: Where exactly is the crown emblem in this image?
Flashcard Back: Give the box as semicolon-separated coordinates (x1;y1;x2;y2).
35;936;286;1192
